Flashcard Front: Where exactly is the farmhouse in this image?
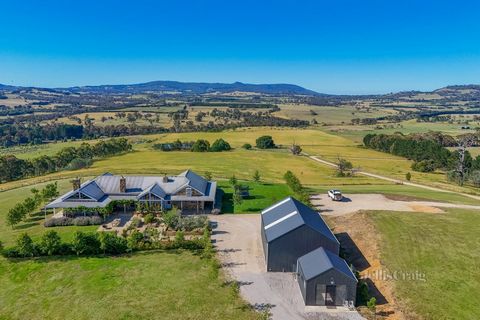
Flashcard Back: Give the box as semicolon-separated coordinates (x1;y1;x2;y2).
297;247;357;306
260;197;340;272
45;170;216;214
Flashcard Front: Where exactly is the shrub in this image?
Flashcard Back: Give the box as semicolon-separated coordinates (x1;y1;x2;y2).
210;138;231;152
163;210;179;230
411;160;436;172
44;216;102;227
255;136;275;149
406;172;412;181
16;233;36;257
175;231;185;244
99;232;128;254
242;143;252;150
127;230;144;251
144;213;155;224
356;280;369;305
191;139;210;152
73;216;92;226
39;230;62;256
130;217;142;228
71;231;101;256
469;170;480;187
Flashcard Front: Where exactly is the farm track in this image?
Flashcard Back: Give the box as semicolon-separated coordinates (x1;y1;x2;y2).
306;154;480;202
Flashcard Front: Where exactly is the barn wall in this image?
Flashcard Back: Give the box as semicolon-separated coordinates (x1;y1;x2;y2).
260;218;268;266
304;269;357;306
267;226;339;272
296;263;307;302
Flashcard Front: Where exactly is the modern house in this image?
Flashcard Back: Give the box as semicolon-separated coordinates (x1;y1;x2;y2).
260;197;340;272
45;170;217;214
297;247;357;306
260;197;357;307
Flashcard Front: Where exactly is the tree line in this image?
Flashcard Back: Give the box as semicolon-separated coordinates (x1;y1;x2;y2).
0;138;132;183
363;133;480;185
153;138;231;152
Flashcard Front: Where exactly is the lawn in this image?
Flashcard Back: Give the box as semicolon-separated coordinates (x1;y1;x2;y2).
0;251;260;320
370;209;480;319
219;181;292;213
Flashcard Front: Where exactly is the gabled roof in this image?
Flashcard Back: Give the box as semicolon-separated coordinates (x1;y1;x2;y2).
261;197;339;243
137;183;167;199
78;180;105;200
297;247;357;282
180;169;208;194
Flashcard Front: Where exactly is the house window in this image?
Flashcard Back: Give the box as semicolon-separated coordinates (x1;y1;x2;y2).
186;187;192;197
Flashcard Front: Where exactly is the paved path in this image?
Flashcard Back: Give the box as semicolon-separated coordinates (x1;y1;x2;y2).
307;155;480;201
210;214;364;320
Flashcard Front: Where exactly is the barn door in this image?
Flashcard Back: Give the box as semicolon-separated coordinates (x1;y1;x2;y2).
325;285;336;306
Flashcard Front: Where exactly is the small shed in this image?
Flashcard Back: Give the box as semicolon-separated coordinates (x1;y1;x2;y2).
261;197;340;272
297;247;357;306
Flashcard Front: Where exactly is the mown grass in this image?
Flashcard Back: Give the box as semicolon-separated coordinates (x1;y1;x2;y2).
219;181;291;213
370;209;480;319
0;251;260;320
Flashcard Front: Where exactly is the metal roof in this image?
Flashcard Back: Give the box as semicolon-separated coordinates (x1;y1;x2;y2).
180;170;208;195
297;247;357;282
45;170;214;209
261;197;339;243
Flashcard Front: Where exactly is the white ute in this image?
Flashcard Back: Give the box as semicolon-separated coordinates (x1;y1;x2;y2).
327;189;343;201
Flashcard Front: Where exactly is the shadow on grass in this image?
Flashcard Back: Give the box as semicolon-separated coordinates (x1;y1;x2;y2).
14;222;39;230
221;192;234;213
336;232;370;272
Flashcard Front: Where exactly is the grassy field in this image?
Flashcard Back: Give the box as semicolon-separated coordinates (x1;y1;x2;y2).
0;251;260;320
370;209;480;319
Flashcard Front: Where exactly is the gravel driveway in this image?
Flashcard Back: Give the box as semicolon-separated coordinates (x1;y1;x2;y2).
210;214;364;320
310;194;480;216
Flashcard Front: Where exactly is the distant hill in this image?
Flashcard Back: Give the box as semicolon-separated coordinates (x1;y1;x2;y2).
60;81;321;95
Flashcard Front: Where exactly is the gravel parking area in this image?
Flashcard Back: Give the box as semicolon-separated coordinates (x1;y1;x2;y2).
210;214;364;320
310;193;480;216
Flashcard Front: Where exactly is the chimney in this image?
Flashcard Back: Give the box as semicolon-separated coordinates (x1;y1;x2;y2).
120;176;126;193
162;175;168;183
72;177;81;191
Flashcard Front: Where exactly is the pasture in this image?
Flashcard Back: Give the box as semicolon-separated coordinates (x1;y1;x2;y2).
371;208;480;319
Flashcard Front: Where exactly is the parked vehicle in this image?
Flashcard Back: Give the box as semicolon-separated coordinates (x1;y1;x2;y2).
327;189;343;201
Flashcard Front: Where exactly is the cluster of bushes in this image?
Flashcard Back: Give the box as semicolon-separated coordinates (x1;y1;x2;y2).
6;183;59;228
0;138;132;182
154;138;231;152
283;171;310;204
1;227;210;259
44;216;103;227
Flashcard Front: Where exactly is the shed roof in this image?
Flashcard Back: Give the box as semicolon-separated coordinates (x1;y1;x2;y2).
297;247;357;282
261;197;339;243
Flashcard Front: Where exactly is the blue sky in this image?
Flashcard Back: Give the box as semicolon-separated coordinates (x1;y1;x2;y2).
0;0;479;94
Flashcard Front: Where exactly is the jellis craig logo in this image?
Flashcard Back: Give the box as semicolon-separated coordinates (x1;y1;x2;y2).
362;269;426;282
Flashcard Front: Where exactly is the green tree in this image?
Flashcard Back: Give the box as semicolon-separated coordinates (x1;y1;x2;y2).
229;174;238;186
6;203;27;228
42;182;59;202
367;297;377;319
405;172;412;181
290;144;302;155
40;230;62;256
71;231;100;256
191;139;210;152
336;158;353;177
23;197;37;215
127;230;144;251
233;189;243;205
242;143;252;150
255;136;275;149
99;232;127;254
210;138;231;152
16;233;36;257
253;170;261;183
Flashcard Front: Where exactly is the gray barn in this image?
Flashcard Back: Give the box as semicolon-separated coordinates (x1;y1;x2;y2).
297;247;357;306
260;197;340;272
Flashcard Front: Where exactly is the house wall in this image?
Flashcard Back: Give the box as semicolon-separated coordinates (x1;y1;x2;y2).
175;187;203;196
303;269;357;306
266;226;340;272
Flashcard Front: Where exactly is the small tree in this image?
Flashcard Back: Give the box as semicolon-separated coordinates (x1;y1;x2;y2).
210;138;231;152
253;170;261;183
40;230;62;256
42;182;59;202
6;203;27;229
405;172;412;181
290;144;302;155
229;174;238;186
242;143;252;150
233;189;243;205
175;230;185;244
336;158;353;177
16;233;36;257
